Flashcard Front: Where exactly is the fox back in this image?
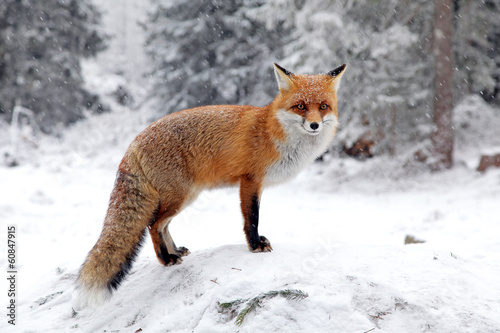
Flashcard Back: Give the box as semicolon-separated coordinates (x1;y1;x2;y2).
134;64;346;187
74;63;346;309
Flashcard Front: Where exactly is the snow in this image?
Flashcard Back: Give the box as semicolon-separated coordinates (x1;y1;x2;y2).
1;141;500;332
2;1;500;332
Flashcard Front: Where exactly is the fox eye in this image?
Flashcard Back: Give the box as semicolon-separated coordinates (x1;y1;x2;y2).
296;104;305;110
320;104;328;110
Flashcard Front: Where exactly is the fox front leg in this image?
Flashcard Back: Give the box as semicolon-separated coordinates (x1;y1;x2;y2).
240;175;272;252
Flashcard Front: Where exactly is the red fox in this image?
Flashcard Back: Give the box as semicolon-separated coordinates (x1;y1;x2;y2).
74;63;346;309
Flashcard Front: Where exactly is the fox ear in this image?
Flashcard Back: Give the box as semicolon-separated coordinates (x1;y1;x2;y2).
327;64;347;91
273;63;294;92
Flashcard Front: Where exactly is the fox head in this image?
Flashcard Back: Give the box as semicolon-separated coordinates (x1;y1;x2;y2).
273;63;346;137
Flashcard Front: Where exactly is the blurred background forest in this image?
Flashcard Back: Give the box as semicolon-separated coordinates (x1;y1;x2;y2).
1;0;499;170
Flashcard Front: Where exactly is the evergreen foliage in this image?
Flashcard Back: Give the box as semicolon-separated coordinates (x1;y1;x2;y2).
454;0;500;101
219;289;309;326
144;0;292;113
144;0;500;157
0;0;107;133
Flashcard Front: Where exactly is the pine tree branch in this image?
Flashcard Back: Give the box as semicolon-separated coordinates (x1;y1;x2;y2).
218;298;248;309
219;289;309;326
235;297;261;326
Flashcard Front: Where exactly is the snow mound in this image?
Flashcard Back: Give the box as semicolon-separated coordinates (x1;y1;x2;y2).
16;243;500;332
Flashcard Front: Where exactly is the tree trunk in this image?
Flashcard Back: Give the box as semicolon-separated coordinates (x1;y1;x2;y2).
431;0;455;170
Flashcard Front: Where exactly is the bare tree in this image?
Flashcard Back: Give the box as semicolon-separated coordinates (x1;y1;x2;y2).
431;0;454;170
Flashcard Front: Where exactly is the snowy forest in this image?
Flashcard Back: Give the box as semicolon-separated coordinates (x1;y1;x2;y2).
1;0;500;168
1;0;500;332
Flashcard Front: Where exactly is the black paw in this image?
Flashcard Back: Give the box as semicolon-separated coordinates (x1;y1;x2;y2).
176;246;190;257
249;236;273;253
165;253;183;266
158;244;186;266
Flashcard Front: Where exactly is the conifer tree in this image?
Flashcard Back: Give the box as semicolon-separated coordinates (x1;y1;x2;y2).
144;0;292;113
0;0;106;133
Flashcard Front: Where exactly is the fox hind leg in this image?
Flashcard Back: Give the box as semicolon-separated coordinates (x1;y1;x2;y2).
149;212;190;266
149;187;201;265
161;222;190;259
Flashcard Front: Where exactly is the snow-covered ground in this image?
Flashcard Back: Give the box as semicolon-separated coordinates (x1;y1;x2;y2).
1;126;500;332
1;1;500;332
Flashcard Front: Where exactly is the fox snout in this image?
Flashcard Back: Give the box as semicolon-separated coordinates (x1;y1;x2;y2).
302;119;323;136
302;111;339;136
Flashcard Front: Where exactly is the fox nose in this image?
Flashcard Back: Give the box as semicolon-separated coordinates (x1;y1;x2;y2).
310;122;319;130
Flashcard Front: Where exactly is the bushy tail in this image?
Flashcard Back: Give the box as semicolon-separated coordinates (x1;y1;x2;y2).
74;159;159;310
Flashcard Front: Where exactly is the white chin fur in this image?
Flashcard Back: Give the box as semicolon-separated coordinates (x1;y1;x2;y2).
302;119;323;136
72;284;111;311
301;125;321;136
266;109;338;185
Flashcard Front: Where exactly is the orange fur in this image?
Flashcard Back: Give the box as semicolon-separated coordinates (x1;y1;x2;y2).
74;63;346;309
